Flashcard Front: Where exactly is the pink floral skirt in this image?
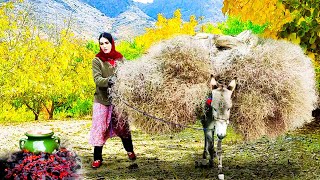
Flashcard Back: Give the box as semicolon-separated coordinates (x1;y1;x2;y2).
89;102;131;146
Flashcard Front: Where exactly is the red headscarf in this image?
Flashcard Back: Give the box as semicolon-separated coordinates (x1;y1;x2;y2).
96;34;123;67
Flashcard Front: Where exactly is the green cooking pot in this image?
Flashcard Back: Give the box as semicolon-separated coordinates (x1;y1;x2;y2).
19;130;60;154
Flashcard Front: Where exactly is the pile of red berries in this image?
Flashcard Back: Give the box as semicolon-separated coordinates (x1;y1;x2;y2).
1;148;81;180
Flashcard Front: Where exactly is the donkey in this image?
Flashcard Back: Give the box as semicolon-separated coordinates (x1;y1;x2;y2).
201;76;236;179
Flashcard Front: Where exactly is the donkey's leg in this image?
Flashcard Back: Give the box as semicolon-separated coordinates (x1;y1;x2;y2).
217;139;224;179
202;129;209;159
208;128;216;167
204;104;215;167
197;118;211;167
200;128;215;168
201;103;212;160
202;121;215;166
203;129;214;159
201;115;209;159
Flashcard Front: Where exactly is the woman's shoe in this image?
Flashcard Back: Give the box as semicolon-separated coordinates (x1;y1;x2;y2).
91;160;102;168
127;152;136;161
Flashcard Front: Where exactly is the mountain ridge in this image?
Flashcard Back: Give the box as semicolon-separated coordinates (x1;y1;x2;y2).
8;0;224;40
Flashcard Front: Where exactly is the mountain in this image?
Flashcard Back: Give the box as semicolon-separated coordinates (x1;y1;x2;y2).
12;0;114;39
134;0;225;23
80;0;132;18
7;0;224;40
82;0;225;23
10;0;153;40
112;5;155;40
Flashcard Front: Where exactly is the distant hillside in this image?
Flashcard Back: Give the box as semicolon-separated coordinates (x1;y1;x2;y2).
9;0;154;40
112;5;155;40
80;0;132;18
5;0;225;40
82;0;225;22
11;0;114;40
134;0;225;22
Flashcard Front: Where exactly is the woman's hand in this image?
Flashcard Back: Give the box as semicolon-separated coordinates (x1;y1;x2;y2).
108;76;116;87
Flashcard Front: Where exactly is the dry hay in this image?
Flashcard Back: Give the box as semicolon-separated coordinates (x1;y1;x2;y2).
210;31;317;140
114;31;318;140
114;36;212;134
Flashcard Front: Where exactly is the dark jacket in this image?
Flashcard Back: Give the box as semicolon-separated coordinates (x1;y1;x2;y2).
92;57;123;105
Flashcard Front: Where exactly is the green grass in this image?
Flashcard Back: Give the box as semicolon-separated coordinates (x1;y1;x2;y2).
217;16;268;36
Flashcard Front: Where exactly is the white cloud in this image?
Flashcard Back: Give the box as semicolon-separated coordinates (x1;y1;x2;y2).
133;0;154;3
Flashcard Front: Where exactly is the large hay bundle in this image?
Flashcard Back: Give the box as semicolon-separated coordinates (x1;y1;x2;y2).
114;36;212;133
114;31;318;140
210;31;317;139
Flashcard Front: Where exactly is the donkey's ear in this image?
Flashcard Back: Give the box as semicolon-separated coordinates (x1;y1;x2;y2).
227;79;236;92
210;76;218;90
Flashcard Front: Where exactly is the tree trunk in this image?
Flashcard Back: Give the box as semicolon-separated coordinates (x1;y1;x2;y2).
25;102;40;121
49;101;54;120
43;101;55;120
34;113;39;120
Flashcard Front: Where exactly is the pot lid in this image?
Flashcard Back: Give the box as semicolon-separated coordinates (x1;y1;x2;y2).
25;129;54;137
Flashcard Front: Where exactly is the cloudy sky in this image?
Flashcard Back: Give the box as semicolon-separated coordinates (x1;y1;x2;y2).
133;0;154;3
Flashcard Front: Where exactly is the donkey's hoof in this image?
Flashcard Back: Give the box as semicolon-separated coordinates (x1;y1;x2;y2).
209;160;214;167
195;159;209;168
218;174;224;180
200;159;208;166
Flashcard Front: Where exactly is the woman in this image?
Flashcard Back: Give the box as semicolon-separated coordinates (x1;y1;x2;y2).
89;32;136;168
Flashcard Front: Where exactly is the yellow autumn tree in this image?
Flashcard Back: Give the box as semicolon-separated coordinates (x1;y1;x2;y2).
0;2;94;121
222;0;320;90
222;0;293;39
117;9;198;60
134;9;198;51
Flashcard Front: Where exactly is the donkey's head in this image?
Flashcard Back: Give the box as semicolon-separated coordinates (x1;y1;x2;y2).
210;76;236;140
